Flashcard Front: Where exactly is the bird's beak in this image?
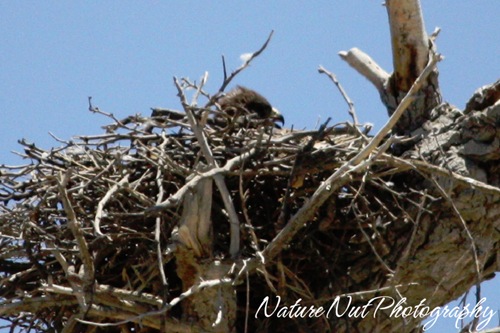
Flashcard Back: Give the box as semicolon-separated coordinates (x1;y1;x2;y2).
271;107;285;128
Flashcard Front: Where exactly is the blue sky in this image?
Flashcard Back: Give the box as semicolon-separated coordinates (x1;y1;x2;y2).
1;1;498;331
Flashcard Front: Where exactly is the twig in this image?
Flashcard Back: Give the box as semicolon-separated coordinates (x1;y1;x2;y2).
94;174;130;237
206;30;274;108
88;97;136;132
190;72;210;105
154;139;168;289
222;55;228;82
318;66;358;125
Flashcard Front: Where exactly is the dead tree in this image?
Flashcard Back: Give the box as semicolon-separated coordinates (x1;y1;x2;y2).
1;0;499;332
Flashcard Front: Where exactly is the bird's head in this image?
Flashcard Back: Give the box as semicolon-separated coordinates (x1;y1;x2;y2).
218;86;285;129
270;107;285;128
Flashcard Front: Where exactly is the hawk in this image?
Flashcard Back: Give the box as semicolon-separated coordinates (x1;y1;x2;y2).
217;86;284;129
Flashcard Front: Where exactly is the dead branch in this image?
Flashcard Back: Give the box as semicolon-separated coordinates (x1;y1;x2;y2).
338;48;390;96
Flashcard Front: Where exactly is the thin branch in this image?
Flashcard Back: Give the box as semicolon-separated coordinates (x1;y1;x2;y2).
94;174;130;237
318;66;358;124
154;139;168;288
222;55;228;82
206;30;275;108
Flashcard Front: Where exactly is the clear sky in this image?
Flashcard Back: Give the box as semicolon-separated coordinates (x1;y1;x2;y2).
1;1;498;332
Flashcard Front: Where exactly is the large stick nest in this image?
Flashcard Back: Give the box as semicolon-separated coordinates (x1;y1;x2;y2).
0;86;427;332
3;41;490;331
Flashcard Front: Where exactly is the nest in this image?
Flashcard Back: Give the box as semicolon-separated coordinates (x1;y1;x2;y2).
0;82;432;332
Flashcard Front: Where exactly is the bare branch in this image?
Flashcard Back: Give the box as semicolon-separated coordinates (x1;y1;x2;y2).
318;65;358;124
338;47;390;95
206;30;275;107
94;173;130;237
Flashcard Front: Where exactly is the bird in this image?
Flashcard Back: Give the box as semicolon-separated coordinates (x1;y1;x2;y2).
216;86;284;129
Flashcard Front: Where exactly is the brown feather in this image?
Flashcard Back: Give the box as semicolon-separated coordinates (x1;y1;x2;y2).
217;86;284;130
219;86;274;119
